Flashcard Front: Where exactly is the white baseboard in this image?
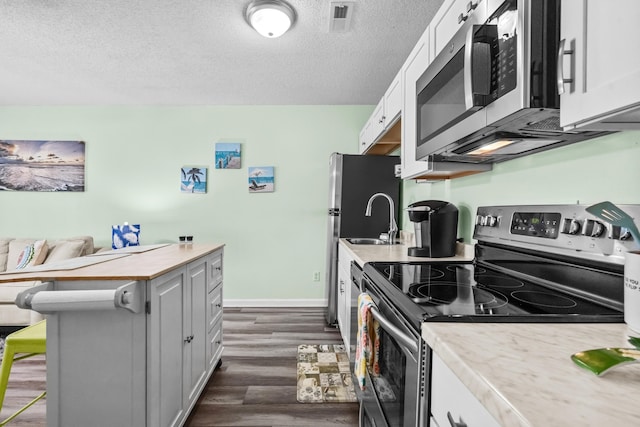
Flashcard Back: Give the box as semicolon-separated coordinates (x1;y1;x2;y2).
224;299;326;307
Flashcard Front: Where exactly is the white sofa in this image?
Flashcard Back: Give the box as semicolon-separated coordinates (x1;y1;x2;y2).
0;236;101;326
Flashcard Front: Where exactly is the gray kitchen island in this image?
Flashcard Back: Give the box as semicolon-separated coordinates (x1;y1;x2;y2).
1;243;224;427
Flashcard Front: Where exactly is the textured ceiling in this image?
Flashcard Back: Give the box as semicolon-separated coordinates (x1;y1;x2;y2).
0;0;443;105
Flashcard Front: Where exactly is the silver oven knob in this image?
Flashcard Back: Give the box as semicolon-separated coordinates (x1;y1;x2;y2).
476;215;484;226
620;228;633;241
584;220;606;237
486;215;498;227
562;218;582;235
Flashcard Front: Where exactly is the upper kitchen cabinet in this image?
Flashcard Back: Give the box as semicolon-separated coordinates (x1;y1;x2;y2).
429;0;488;60
359;71;402;155
559;1;640;130
401;25;432;178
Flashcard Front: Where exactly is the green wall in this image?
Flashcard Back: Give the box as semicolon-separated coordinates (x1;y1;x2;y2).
0;106;372;305
402;131;640;243
3;107;639;305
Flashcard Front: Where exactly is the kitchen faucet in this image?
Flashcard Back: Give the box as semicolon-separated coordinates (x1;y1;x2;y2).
365;193;397;244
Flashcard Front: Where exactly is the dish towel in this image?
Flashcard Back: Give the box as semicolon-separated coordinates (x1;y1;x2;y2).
355;293;380;390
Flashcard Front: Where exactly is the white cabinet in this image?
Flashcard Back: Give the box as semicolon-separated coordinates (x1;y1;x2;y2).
359;71;403;155
148;249;224;427
431;352;500;427
384;71;403;126
184;257;208;404
429;0;487;60
24;245;223;427
148;268;187;427
559;1;640;130
336;245;354;353
401;25;431;179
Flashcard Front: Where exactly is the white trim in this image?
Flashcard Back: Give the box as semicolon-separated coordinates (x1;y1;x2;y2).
224;299;326;307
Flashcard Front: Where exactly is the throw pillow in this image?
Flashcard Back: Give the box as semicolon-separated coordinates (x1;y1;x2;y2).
44;240;86;263
68;235;95;256
15;240;48;270
0;238;10;272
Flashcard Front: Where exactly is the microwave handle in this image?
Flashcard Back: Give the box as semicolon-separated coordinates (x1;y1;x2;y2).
463;24;492;110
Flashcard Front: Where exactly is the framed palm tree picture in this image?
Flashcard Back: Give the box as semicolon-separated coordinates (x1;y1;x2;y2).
181;166;207;193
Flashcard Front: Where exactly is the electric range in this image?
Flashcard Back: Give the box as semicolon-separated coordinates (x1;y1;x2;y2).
356;204;640;427
362;204;640;331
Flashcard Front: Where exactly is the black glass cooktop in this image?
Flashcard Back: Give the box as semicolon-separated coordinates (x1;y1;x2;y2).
364;261;623;323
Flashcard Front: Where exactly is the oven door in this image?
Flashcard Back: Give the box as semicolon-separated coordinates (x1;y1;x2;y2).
358;275;426;427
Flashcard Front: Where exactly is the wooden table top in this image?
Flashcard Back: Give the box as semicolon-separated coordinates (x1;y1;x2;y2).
0;243;224;283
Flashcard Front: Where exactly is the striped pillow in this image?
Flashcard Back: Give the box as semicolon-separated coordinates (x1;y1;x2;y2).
15;240;48;270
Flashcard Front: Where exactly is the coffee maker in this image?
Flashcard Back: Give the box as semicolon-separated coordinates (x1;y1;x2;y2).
407;200;458;257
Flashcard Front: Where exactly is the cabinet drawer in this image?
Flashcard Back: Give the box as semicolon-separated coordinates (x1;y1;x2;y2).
431;352;499;427
207;317;223;368
208;283;223;332
208;253;223;293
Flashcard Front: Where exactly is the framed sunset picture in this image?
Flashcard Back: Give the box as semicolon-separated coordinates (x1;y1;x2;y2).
248;166;274;193
0;140;85;191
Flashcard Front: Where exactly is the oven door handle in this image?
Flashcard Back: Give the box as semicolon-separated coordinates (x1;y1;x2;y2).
370;306;419;355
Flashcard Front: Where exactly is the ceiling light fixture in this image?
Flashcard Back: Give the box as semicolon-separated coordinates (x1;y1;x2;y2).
245;0;296;38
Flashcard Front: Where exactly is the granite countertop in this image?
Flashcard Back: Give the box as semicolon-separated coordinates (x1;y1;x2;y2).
339;238;474;267
422;322;640;426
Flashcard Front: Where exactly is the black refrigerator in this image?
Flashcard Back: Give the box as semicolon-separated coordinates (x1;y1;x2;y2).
324;153;400;325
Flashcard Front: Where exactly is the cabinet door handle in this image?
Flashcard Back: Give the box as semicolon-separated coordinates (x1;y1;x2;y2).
447;411;468;427
458;13;468;24
557;38;574;95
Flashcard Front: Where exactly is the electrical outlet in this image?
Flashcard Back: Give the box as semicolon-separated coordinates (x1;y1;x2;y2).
313;272;321;282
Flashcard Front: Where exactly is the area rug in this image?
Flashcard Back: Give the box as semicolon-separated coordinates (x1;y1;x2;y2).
296;344;358;403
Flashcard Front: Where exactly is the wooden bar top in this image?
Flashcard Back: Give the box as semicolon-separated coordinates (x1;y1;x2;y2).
0;243;224;283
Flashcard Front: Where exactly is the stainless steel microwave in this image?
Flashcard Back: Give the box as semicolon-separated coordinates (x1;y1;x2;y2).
415;0;607;164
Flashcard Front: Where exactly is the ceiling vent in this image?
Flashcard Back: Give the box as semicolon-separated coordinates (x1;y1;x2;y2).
328;2;354;32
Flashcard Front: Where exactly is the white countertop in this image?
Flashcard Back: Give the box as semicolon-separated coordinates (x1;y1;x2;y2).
422;322;640;426
339;239;474;266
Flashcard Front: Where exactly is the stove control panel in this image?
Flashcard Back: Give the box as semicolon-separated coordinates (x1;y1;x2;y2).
474;204;640;263
511;212;561;238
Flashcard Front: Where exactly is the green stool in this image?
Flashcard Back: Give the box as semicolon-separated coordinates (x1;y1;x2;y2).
0;320;46;425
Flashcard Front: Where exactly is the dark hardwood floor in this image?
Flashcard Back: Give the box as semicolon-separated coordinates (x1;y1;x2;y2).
0;353;46;426
186;307;359;426
0;307;358;426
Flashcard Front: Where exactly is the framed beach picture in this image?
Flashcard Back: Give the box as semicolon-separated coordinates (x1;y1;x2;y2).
248;166;274;193
181;166;207;193
0;140;85;191
215;142;241;169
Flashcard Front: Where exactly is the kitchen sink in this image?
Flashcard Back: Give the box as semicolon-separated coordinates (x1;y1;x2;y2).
346;238;400;245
